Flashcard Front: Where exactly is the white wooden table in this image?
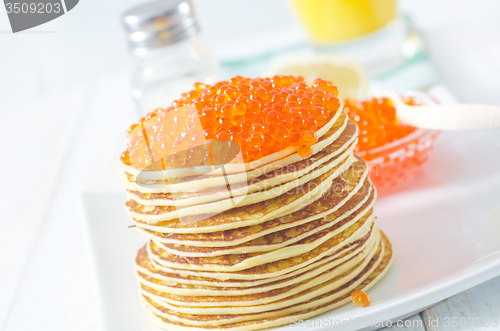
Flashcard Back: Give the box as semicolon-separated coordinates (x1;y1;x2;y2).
1;1;500;331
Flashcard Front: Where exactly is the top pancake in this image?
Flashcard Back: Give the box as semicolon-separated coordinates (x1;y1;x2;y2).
122;113;355;194
119;108;346;183
125;140;356;207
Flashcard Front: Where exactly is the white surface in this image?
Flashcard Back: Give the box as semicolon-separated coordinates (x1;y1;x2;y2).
2;1;500;331
81;128;500;331
2;0;500;108
80;193;154;331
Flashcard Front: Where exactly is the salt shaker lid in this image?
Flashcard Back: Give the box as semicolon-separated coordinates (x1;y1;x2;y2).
122;0;199;55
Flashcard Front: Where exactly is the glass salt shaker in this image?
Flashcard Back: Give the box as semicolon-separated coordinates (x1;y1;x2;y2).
122;0;214;115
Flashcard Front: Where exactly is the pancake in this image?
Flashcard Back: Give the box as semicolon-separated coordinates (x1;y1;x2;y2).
139;231;393;331
119;105;345;180
148;210;374;272
126;158;368;231
134;226;376;288
125;156;361;227
138;176;373;249
126;141;356;207
135;231;380;297
122;118;358;194
148;218;375;280
139;233;380;312
153;185;375;257
125;155;358;225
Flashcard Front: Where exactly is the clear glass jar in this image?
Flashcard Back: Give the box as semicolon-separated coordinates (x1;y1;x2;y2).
131;36;214;115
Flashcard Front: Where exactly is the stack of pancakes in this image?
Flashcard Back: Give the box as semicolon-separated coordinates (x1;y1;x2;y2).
120;106;393;331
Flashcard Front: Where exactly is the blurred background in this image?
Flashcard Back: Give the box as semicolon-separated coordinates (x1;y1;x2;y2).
1;0;500;111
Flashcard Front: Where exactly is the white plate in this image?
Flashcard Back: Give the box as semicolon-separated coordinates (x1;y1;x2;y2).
81;128;500;331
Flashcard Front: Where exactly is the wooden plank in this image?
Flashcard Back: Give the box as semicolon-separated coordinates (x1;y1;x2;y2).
377;314;427;331
423;276;500;330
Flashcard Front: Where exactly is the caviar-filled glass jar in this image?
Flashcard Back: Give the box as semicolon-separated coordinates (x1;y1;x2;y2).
344;93;439;195
122;0;214;115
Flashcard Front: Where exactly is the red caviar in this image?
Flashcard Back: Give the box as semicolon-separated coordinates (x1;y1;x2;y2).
344;96;439;196
351;290;371;308
343;97;417;153
121;76;341;169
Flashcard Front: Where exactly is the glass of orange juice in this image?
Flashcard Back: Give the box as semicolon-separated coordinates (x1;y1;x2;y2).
289;0;397;44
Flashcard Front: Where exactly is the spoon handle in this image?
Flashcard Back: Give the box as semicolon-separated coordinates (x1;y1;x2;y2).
377;91;500;131
397;103;500;130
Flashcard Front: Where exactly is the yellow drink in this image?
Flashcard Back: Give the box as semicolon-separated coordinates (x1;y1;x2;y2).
289;0;397;44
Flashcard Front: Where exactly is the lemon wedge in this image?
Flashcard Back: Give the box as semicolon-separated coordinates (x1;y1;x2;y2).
263;53;369;99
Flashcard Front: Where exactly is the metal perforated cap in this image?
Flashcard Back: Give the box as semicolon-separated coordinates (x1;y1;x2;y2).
122;0;199;54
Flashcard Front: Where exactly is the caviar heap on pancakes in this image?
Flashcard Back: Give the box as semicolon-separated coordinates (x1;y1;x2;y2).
121;76;341;170
343;97;417;153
